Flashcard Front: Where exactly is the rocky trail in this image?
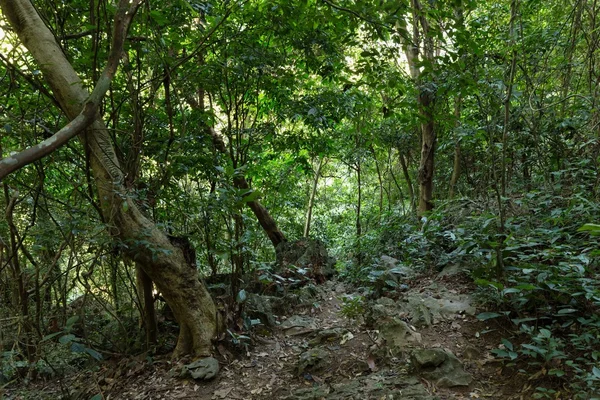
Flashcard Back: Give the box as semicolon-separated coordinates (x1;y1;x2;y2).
5;265;522;400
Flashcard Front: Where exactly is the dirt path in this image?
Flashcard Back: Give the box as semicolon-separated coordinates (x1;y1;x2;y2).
4;272;520;400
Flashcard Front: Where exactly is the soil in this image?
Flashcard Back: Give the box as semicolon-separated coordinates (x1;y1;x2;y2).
2;270;530;400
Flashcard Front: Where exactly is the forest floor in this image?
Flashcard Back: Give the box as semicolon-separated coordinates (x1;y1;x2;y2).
3;268;529;400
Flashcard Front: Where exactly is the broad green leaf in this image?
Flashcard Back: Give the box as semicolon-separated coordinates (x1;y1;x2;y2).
556;308;577;315
477;312;502;321
236;289;247;303
59;334;76;344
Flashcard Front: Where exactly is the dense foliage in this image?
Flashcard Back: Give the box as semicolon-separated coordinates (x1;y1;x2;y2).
1;0;599;397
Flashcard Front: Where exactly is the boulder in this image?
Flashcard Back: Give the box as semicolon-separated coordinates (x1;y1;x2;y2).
280;315;318;336
378;317;422;354
400;289;475;327
411;348;472;388
297;347;330;375
180;357;220;380
276;239;336;281
309;328;349;346
246;293;278;327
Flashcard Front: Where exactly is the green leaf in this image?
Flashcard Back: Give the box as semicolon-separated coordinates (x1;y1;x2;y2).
59;334;75;344
70;342;86;353
539;328;552;339
592;366;600;378
477;312;503;321
556;308;577;315
236;289;247;303
501;338;514;351
66;315;79;329
578;223;600;233
84;347;103;361
242;190;261;203
90;395;103;400
41;331;64;342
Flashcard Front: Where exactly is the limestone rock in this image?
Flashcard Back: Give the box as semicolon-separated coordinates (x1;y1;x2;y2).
378;317;421;354
297;347;330;374
411;348;472;388
246;293;278;327
181;357;219;380
309;328;349;346
281;315;318;336
401;289;475;327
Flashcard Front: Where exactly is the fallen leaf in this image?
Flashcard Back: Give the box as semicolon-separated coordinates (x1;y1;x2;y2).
366;355;378;372
340;331;354;345
213;387;233;399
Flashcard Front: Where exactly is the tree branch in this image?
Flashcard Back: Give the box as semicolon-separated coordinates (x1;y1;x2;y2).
0;0;145;180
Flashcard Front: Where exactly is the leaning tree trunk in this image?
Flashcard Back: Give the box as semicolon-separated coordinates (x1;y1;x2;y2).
0;0;217;358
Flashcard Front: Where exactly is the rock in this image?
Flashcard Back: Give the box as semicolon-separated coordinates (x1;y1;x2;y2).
280;315;318;336
378;317;421;354
297;347;330;374
309;328;349;346
411;348;472;388
411;349;446;368
276;239;336;281
437;263;465;277
285;372;436;399
370;256;416;296
380;255;415;277
401;289;475;327
181;357;219;380
246;294;278;327
365;297;400;327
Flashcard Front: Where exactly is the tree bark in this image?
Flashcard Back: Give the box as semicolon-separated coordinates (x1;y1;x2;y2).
399;153;416;212
304;157;324;238
207;127;287;248
136;264;157;346
448;96;462;198
0;0;217;358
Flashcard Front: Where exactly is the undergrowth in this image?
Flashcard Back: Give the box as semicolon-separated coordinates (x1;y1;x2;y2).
339;192;600;399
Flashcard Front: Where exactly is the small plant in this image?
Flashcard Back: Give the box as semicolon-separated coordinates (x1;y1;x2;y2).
339;295;365;320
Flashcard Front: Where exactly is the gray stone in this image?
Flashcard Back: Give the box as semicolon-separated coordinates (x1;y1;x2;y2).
411;349;472;388
412;349;446;368
281;315;318;336
246;293;278;327
378;317;421;354
380;255;415;277
297;347;330;374
437;264;465;277
285;373;437;399
276;239;336;279
401;290;475;327
181;357;219;380
309;328;349;346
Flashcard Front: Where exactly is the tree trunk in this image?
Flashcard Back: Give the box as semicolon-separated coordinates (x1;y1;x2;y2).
399;153;416;212
136;264;157;346
448;96;463;198
187;91;287;250
404;0;436;214
417;97;435;213
1;0;217;358
304;157;324;238
232;175;286;247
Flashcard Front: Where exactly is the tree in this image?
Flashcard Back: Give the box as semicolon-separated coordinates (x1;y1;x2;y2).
0;0;217;358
